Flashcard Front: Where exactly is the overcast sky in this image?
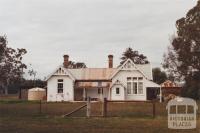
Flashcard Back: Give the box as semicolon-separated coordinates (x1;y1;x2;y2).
0;0;197;79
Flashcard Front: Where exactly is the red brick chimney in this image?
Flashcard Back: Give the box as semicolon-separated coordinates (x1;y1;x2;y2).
63;55;69;68
108;55;113;68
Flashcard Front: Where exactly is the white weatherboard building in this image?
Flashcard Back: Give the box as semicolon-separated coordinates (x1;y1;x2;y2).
47;55;161;102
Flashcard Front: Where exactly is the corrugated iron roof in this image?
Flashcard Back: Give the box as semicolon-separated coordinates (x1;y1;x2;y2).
161;80;180;87
68;68;117;80
66;63;152;80
75;81;111;89
46;61;153;81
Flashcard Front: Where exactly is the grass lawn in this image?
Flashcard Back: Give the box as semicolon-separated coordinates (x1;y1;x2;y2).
1;115;199;133
0;98;200;133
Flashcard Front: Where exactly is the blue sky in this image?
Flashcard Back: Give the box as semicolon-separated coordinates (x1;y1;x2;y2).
0;0;197;79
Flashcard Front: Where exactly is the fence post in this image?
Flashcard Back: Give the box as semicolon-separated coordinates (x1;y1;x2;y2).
18;88;22;99
39;100;42;114
86;97;91;118
102;98;107;117
152;100;156;118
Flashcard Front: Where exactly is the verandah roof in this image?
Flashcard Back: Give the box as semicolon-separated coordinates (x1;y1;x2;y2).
75;81;111;89
145;80;161;88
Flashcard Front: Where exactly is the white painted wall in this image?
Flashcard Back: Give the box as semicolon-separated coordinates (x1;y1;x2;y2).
47;68;156;102
111;85;125;100
47;75;74;102
112;70;147;101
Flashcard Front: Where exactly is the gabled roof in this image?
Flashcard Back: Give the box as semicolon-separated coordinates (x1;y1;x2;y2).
46;66;76;81
47;59;153;81
110;59;152;80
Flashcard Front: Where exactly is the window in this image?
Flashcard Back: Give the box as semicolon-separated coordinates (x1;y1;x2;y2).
127;77;132;81
116;88;120;94
57;79;63;93
98;88;103;94
58;83;63;89
138;82;143;94
127;77;131;94
133;82;137;94
127;83;131;94
138;77;143;80
133;77;137;80
58;79;63;82
127;77;143;94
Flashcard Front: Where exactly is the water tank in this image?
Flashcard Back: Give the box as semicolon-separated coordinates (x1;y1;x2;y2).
28;87;46;101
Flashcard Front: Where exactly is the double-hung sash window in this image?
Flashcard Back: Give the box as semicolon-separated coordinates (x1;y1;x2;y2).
116;88;120;94
133;82;137;94
57;79;63;93
138;82;143;94
127;77;131;94
138;77;143;94
127;77;143;94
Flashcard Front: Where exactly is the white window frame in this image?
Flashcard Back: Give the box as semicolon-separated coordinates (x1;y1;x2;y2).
132;81;137;94
138;82;143;94
127;78;132;94
127;77;143;95
116;87;120;95
57;79;64;93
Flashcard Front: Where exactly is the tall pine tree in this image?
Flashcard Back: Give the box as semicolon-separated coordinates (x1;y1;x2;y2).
120;47;149;65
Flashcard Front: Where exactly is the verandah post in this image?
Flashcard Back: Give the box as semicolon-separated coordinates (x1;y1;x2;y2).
102;98;107;117
86;97;91;118
18;88;22;99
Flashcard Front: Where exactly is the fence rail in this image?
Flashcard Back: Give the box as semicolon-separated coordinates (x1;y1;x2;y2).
1;99;199;118
102;98;157;118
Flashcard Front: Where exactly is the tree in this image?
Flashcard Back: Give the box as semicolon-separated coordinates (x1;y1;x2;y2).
163;1;200;99
20;79;46;90
152;67;167;84
0;36;27;94
28;64;37;87
120;47;149;65
181;72;200;99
